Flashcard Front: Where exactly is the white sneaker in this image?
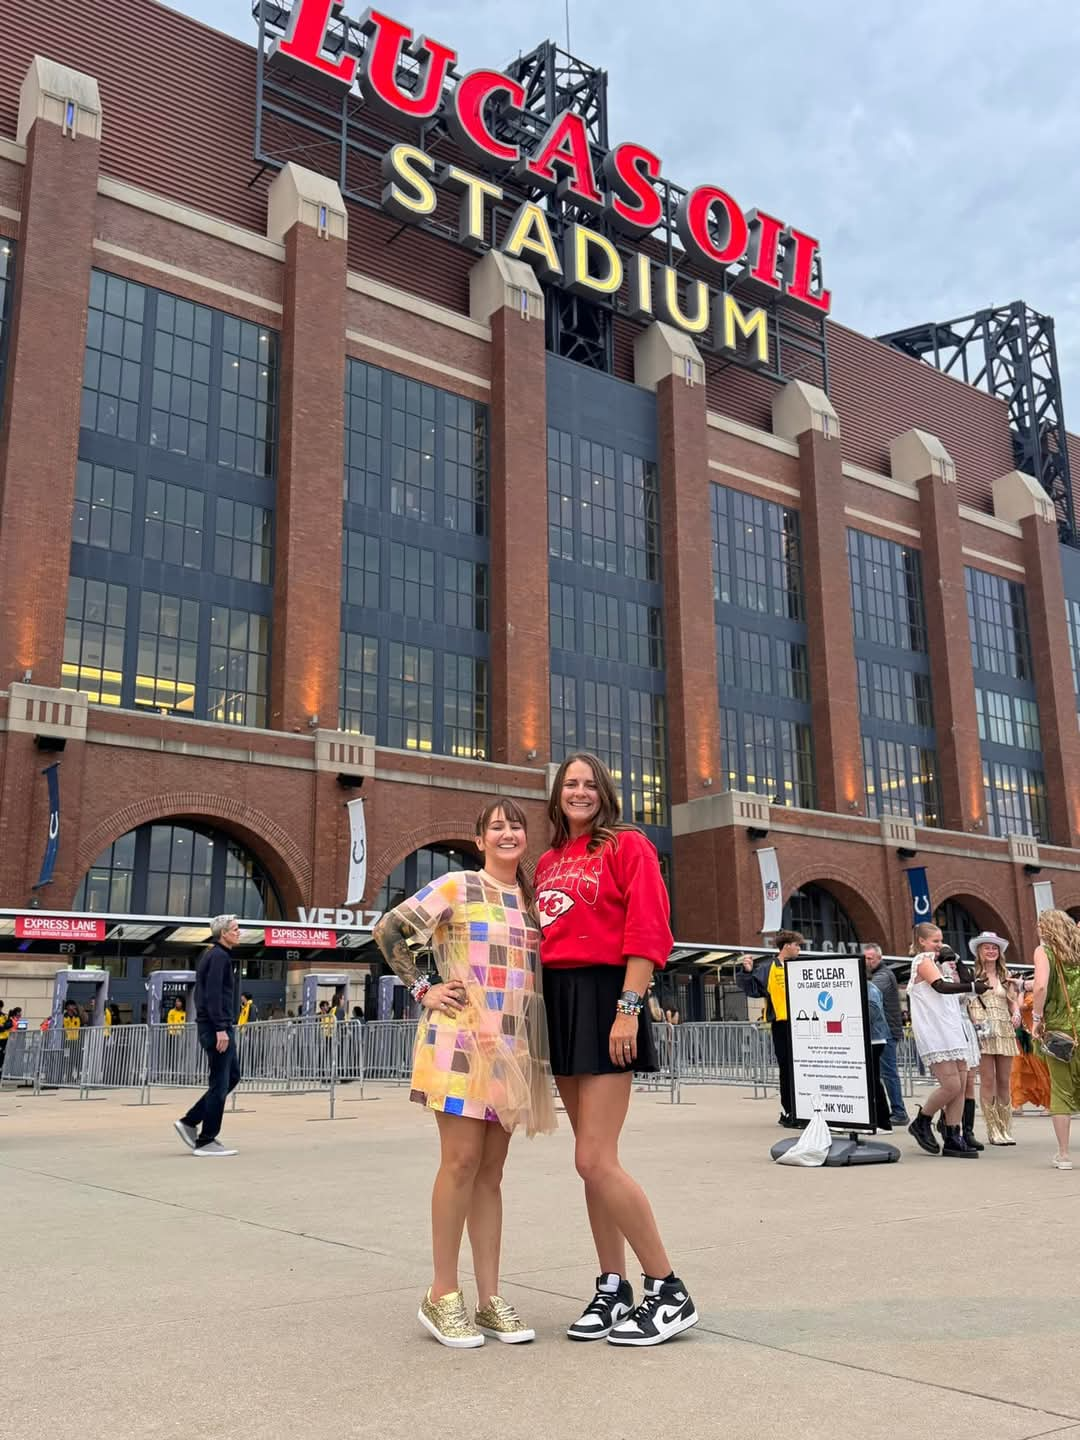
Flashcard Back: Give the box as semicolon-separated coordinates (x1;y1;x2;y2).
193;1140;237;1157
173;1119;197;1150
1052;1153;1074;1170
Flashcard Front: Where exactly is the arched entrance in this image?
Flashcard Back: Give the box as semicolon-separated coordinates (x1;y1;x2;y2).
783;883;860;952
374;842;480;915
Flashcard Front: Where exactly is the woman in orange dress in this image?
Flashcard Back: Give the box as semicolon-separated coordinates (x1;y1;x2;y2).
1011;985;1051;1112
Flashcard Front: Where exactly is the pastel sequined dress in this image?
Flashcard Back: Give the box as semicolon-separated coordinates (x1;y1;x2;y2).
387;869;557;1137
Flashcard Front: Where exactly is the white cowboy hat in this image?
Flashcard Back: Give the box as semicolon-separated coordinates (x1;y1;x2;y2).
968;931;1009;957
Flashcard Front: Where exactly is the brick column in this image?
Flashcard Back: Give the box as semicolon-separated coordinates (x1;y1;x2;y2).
469;253;548;764
266;164;348;733
994;470;1080;847
774;382;863;813
635;323;718;805
893;429;982;831
0;60;102;687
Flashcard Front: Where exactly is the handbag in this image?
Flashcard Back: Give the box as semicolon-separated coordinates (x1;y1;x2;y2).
1044;951;1078;1064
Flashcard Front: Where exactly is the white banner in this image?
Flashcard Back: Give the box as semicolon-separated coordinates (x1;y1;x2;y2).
786;954;872;1128
756;846;783;934
1033;880;1056;917
345;798;367;906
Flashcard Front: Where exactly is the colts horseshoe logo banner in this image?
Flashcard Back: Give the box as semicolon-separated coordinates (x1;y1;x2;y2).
345;797;367;906
905;866;932;926
34;762;61;890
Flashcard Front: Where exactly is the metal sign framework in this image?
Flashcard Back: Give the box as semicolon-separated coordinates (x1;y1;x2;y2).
249;0;829;388
880;302;1076;545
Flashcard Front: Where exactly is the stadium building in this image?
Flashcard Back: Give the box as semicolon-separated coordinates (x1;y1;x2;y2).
1;0;1080;1017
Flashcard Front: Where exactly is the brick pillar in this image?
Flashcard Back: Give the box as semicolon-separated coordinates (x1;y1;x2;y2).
0;60;102;687
892;429;982;831
635;323;719;805
266;164;347;732
993;470;1080;847
469;253;548;764
773;382;863;813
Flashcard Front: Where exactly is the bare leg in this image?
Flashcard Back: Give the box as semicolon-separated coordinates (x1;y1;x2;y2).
431;1112;485;1299
979;1052;998;1103
556;1075;627;1277
921;1060;961;1117
572;1072;670;1279
1052;1113;1071;1159
995;1054;1013;1104
945;1062;967;1125
467;1122;512;1308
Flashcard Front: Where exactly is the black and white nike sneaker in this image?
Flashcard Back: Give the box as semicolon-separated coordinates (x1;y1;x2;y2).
566;1273;634;1341
607;1275;699;1346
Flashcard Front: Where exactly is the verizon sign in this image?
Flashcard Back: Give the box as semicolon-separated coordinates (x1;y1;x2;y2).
264;926;338;949
15;915;107;942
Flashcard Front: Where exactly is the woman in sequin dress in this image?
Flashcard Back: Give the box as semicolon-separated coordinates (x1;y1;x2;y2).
374;799;556;1349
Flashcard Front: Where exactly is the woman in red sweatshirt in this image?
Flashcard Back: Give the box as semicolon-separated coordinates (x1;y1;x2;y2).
534;752;698;1348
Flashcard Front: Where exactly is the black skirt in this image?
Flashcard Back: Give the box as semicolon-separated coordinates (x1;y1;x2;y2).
542;964;660;1076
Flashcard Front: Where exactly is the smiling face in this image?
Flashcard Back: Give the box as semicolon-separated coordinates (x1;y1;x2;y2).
560;759;602;835
477;806;528;869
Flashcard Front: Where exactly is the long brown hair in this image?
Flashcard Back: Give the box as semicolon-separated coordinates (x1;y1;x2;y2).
1038;909;1080;970
546;752;640;853
475;798;536;916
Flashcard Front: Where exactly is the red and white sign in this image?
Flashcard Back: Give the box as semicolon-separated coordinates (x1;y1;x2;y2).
264;926;337;949
15;915;107;942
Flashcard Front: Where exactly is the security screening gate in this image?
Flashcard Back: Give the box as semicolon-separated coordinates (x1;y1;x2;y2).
146;971;200;1086
40;969;111;1088
301;974;351;1017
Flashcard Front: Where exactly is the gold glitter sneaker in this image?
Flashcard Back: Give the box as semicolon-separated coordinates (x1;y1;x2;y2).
418;1289;484;1348
475;1295;535;1343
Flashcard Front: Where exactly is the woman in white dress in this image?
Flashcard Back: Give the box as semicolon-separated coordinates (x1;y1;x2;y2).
906;922;990;1158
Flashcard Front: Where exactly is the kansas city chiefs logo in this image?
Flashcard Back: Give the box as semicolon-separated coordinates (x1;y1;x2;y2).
536;889;574;928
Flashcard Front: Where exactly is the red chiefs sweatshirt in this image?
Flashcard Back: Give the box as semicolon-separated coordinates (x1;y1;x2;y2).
534;829;673;969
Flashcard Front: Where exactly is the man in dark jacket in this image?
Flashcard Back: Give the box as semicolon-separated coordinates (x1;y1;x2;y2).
737;930;804;1126
864;943;908;1124
174;915;241;1156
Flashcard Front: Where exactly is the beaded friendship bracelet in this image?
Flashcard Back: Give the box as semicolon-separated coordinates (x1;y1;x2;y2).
410;974;433;1004
616;989;643;1017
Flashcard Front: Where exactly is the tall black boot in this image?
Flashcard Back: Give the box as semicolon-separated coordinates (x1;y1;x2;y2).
942;1124;977;1158
962;1098;984;1152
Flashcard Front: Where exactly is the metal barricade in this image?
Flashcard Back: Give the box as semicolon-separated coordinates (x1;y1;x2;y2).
235;1018;301;1094
633;1023;677;1102
78;1024;149;1095
362;1019;416;1084
1;1029;44;1089
145;1024;205;1090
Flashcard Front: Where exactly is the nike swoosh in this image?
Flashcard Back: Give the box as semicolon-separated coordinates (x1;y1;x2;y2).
657;1303;687;1325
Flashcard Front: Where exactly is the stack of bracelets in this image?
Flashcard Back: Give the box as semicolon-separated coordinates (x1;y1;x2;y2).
616;989;643;1017
410;974;433;1004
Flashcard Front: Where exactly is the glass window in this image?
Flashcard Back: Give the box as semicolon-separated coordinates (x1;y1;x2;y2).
582;590;621;660
551;673;578;758
143;478;204;569
775;639;810;702
628;690;667;825
738;629;772;695
584;679;622;779
550;582;575;652
219;317;277;476
443;392;488;535
146;824;214;916
389;374;436;523
339;632;378;737
62;576;127;706
622;454;660;581
150;294;212;459
82;272;145;441
73;830;136;913
443;654;488;759
73;460;133;552
720;706;815;809
717;624;736;687
1067;597;1080;702
443;557;488;631
387;642;434;752
135;592;198;715
215;499;272;584
982;760;1047;840
547;426;575;560
711;485;803;619
847;529;927;651
965;567;1032;679
579;439;618;573
343;530;379;610
862;737;941;826
626;602;664;670
857;659;934;729
388;542;436;620
345;360;383;507
784;884;859;950
208;607;269;728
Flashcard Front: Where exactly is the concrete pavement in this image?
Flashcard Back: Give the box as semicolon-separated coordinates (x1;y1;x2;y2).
2;1083;1078;1440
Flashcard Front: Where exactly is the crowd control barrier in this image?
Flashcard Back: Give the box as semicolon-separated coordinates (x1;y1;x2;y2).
1;1017;933;1113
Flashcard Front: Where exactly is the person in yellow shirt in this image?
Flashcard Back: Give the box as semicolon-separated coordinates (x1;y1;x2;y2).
166;999;187;1036
737;931;805;1128
237;993;256;1027
62;1003;81;1040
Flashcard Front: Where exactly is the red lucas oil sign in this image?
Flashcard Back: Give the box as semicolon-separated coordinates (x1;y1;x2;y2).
15;915;107;941
269;3;831;366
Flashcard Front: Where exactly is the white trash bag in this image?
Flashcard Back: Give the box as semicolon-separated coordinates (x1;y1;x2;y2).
774;1104;831;1167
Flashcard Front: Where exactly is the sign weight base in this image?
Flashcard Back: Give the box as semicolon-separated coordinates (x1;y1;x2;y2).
770;1133;901;1166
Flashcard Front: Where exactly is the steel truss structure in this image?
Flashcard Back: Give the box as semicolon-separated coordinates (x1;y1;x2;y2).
879;302;1076;544
250;0;828;387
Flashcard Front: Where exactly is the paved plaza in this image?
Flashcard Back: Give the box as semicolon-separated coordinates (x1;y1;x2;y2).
2;1082;1079;1440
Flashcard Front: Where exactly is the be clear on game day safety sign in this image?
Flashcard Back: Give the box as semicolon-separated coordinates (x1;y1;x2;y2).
784;954;873;1129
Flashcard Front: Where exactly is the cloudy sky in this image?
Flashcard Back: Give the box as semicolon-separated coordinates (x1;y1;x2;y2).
167;0;1080;406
